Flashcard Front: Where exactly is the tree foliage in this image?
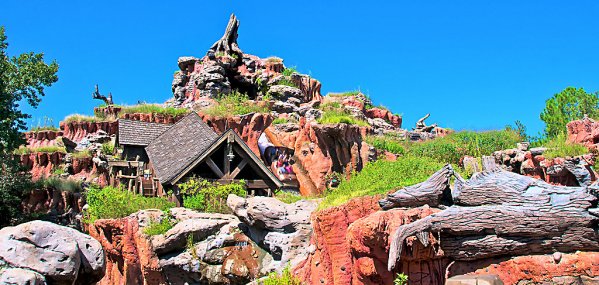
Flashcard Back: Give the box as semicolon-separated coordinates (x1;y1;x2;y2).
0;26;59;227
540;87;599;138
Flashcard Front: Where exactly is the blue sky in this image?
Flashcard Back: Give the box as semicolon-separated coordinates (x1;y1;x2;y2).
3;1;599;135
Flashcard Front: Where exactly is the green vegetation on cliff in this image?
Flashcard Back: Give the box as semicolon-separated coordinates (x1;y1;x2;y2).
85;186;175;223
542;133;589;159
201;91;269;117
119;104;190;117
319;157;445;209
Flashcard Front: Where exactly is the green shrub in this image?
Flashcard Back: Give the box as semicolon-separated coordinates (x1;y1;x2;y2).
119;104;189;117
13;146;66;155
202;91;269;117
276;78;298;88
317;109;369;126
365;135;406;155
52;167;66;175
540;87;599;138
394;273;408;285
180;178;246;214
272;118;289;125
262;266;302;285
101;142;115;155
143;216;175;236
543;133;589;159
85;186;175;223
275;191;304;204
282;66;298;76
319;157;445;210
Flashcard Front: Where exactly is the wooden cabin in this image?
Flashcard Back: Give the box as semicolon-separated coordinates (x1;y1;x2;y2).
109;113;282;199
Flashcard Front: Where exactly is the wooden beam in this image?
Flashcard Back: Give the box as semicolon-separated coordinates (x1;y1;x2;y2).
224;142;231;178
206;157;225;177
229;159;248;179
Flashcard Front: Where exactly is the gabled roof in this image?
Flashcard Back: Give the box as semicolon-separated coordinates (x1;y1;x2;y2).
145;112;218;184
118;119;172;146
169;129;283;188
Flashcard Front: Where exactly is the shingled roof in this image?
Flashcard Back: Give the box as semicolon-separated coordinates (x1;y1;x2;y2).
118;119;172;146
145;112;218;184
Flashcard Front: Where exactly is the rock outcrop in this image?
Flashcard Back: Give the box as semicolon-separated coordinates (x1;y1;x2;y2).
21;188;86;228
568;117;599;149
0;220;105;284
89;196;317;284
60;120;118;143
200;112;273;157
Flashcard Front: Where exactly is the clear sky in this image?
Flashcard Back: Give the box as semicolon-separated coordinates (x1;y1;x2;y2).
3;1;599;135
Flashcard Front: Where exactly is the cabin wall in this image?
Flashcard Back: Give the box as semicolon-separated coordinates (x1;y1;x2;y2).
122;145;149;162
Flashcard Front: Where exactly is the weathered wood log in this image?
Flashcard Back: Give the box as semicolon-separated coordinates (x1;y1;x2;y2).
386;167;599;271
209;14;243;57
92;84;113;105
378;164;454;210
481;155;497;171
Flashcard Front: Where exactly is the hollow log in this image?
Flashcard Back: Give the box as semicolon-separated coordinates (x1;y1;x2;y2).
378;164;454;209
385;167;599;271
209;14;243;57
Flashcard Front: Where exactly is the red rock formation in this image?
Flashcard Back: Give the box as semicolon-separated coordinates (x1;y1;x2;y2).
199;112;273;157
291;74;323;102
294;196;382;284
567;117;599;148
21;188;85;215
267;119;370;195
71;157;110;186
24;130;63;148
365;108;402;128
19;152;65;180
60;120;118;142
89;217;165;285
450;252;599;285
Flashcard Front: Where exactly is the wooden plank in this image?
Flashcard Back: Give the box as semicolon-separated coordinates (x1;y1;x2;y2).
117;174;137;179
224;142;231;178
108;161;144;168
206;157;225;178
229;159;248;179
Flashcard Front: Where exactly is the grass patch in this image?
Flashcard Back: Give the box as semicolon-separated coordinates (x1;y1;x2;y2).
319;157;445;210
406;129;521;165
119;104;189;117
265;56;283;64
262;266;302;285
272;118;289;125
327;91;361;97
543;133;589;159
365;135;406;155
201;91;269;117
13;146;66;155
276;78;298;88
317;109;369;126
63;114;98;123
71;150;92;159
85;186;175;223
179;178;246;214
143;216;175;236
275;191;304;204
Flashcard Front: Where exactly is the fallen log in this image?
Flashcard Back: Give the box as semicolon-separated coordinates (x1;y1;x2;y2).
385;167;599;271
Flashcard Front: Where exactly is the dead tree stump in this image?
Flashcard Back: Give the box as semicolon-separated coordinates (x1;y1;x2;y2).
209;14;243;57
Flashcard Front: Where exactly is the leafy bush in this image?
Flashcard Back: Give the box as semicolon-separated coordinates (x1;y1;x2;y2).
101;142;115;155
13;146;66;155
394;273;408;285
262;266;302;285
540;87;599;138
52;167;66;175
180;178;246;214
85;186;175;223
202;91;269;117
119;104;189;117
143;216;175;236
365;135;406;155
542;133;589;159
319;157;445;210
282;66;298;76
317;109;369;126
275;191;304;204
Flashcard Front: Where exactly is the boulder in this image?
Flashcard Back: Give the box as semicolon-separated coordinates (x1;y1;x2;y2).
0;220;105;284
151;218;231;255
0;268;47;285
267;85;304;101
446;275;504;285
